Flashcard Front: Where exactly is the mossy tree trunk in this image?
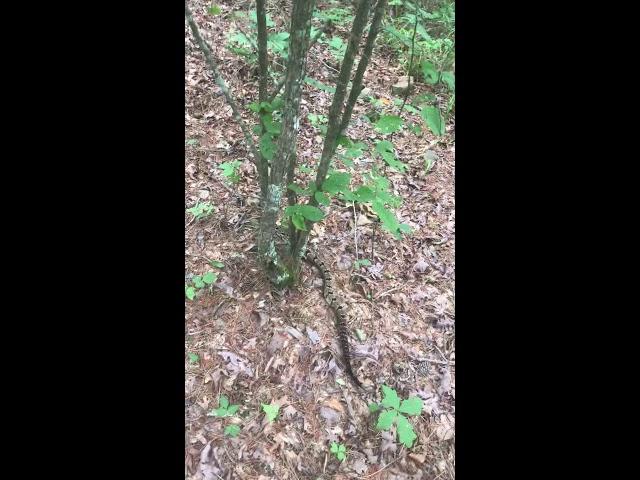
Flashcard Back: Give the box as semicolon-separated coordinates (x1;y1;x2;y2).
257;0;317;287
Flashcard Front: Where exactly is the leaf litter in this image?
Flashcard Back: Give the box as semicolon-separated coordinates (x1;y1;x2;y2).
185;1;455;478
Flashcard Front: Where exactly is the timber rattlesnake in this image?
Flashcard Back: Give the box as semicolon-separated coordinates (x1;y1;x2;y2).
304;248;365;390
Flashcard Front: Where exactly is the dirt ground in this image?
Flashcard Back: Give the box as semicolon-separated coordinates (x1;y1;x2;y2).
185;1;455;478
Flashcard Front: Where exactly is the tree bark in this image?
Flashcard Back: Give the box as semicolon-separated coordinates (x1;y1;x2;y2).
258;0;317;287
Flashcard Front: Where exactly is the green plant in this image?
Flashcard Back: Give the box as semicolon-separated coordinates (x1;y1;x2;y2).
261;402;280;423
186;201;214;221
208;3;221;16
330;442;347;461
326;36;346;61
185;271;218;300
226;11;289;62
369;385;423;448
224;424;241;437
353;258;371;269
208;395;240;418
307;113;328;134
187;352;200;364
219;160;242;183
208;395;242;438
186;138;199;146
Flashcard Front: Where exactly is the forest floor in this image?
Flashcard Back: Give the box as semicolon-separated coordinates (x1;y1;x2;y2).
185;1;455;479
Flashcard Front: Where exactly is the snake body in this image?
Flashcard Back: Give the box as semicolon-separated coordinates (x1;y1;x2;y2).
304;248;364;390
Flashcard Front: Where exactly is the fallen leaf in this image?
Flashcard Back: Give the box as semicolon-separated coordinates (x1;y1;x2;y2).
306;326;320;344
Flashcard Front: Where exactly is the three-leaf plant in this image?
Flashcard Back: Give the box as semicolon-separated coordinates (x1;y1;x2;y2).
207;395;241;437
330;442;347;462
369;385;423;448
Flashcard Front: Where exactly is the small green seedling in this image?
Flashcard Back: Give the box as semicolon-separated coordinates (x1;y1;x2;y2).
330;442;347;461
208;395;240;418
187;352;200;364
369;385;423;448
186;201;214;221
207;395;242;437
224;424;240;437
261;402;280;423
354;258;371;269
219;160;242;183
185;271;218;300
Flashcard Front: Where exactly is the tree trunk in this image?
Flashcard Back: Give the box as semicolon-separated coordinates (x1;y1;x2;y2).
258;0;316;287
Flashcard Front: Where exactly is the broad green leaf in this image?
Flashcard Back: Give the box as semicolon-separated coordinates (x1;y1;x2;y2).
261;403;280;423
218;395;229;409
381;151;407;172
368;402;381;413
262;114;281;135
354;258;372;268
337;135;352;147
193;276;205;289
381;385;401;410
260;134;276;160
299;165;314;174
247;102;261;112
210;260;224;268
440;71;455;91
374;115;403;134
375;140;394;154
186;286;196;300
224;424;240;437
330;442;339;453
354;186;375;203
404;104;420;114
186;138;199;146
322;172;351;194
399;397;423;416
305;76;336;93
409;122;422;135
208;407;228;417
226;404;239;416
208;4;221;15
288;183;305;194
372;201;400;234
269;97;284;111
188;352;199;364
202;271;217;285
376;409;397;430
421;106;445;136
220;160;241;177
314;191;331;206
299;205;324;221
396;414;418;448
399;223;413;234
291;214;306;231
228;32;252;48
421;61;439;84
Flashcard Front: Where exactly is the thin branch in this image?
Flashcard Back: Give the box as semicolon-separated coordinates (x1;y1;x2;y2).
267;21;332;102
185;3;268;196
256;0;269;103
339;0;388;135
399;2;418;112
